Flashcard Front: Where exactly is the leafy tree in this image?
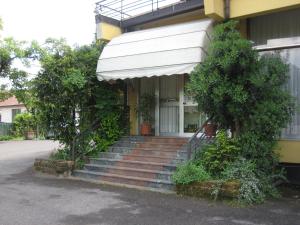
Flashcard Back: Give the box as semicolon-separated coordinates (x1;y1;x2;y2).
0;18;38;105
33;39;125;160
0;84;12;101
188;21;294;179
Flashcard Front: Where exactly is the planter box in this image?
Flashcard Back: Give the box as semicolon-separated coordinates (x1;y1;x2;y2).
34;159;74;177
176;180;240;199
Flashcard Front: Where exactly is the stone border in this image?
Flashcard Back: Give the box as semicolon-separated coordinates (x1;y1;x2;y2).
176;180;240;199
34;159;74;177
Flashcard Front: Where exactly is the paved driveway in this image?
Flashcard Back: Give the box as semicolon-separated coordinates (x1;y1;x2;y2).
0;140;300;225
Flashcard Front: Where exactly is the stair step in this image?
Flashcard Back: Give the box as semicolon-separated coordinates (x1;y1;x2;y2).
108;147;185;157
73;170;174;190
109;146;187;153
90;158;178;171
135;143;187;147
84;164;173;180
99;152;185;163
114;142;187;148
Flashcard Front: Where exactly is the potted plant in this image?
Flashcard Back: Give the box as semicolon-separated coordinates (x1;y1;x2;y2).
13;113;36;140
136;93;155;136
204;121;218;137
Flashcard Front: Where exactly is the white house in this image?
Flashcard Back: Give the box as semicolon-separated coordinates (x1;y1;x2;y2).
0;96;26;123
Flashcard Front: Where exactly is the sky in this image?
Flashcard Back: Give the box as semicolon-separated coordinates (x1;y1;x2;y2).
0;0;97;86
0;0;96;45
0;0;181;86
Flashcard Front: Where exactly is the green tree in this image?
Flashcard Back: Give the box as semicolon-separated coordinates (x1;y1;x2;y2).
0;18;38;104
188;20;294;173
33;39;125;160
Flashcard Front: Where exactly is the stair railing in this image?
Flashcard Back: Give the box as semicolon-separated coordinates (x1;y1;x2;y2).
187;118;215;160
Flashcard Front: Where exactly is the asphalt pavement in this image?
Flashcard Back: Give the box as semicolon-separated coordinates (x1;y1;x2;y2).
0;140;299;225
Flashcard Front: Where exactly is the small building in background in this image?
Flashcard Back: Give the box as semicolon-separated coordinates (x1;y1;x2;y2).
0;96;26;123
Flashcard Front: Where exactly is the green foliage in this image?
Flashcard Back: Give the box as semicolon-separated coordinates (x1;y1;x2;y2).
50;148;70;161
201;130;240;176
187;20;294;204
90;113;123;154
220;158;265;204
33;39;126;161
0;135;14;141
172;162;211;185
0;85;12;102
13;113;36;136
136;93;155;123
187;20;259;132
188;20;294;137
219;158;281;205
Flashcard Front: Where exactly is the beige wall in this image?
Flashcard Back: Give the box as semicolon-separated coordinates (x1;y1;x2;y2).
0;106;26;123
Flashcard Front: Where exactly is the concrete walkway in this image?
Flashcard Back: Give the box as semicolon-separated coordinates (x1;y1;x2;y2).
0;140;299;225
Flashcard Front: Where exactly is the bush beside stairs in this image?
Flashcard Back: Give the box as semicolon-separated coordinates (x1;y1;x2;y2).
73;136;188;192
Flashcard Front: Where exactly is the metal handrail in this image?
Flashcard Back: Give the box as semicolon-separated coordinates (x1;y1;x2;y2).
187;117;214;160
95;0;181;21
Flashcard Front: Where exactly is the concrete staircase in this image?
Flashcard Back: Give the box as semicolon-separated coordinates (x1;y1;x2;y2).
73;136;188;192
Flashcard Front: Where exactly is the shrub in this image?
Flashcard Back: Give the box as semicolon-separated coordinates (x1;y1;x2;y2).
90;112;124;154
187;20;294;204
201;130;240;176
172;162;211;185
13;113;36;136
220;158;264;204
0;135;14;141
50;148;70;161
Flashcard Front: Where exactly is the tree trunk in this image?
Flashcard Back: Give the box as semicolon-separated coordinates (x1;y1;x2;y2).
233;120;241;138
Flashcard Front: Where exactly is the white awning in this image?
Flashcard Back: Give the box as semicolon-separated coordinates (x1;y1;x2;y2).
97;19;214;81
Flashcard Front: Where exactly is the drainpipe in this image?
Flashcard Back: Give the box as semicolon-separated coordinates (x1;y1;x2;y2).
224;0;230;19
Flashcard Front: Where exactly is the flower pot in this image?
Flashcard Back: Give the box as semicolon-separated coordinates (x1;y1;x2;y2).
25;131;35;140
141;122;152;136
204;123;217;137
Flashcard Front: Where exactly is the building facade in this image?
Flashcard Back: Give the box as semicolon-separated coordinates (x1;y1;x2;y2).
94;0;300;168
0;96;26;123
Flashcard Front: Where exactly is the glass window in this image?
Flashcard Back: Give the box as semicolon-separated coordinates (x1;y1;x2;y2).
260;48;300;139
12;109;21;121
280;48;300;139
184;106;206;133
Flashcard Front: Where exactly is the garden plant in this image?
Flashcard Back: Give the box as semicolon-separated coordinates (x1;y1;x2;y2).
173;20;295;205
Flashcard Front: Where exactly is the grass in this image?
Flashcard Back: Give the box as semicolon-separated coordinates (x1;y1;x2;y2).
0;136;24;141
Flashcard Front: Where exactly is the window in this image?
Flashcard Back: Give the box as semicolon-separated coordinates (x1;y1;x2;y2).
250;10;300;140
279;48;300;139
12;109;21;121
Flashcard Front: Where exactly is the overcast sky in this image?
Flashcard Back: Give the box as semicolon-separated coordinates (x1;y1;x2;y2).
0;0;97;86
0;0;181;86
0;0;96;45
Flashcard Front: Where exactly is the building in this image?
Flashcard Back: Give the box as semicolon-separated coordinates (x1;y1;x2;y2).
75;0;300;187
0;96;26;123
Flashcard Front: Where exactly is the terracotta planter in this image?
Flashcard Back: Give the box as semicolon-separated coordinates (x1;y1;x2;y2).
140;122;152;136
204;123;217;137
25;131;35;140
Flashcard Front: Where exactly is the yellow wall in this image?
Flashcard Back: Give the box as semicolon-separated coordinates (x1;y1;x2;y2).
204;0;300;19
278;140;300;164
230;0;300;18
204;0;224;21
133;10;206;30
97;22;122;41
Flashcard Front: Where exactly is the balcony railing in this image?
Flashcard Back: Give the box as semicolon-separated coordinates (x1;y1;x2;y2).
95;0;184;21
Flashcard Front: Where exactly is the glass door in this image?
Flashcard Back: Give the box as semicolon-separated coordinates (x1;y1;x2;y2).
182;75;207;136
